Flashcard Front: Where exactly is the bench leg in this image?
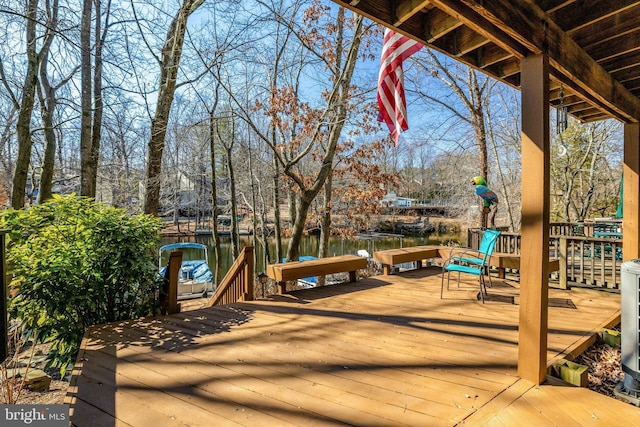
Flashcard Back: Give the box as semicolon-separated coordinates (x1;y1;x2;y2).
498;268;505;279
383;265;392;275
349;271;357;283
278;281;286;294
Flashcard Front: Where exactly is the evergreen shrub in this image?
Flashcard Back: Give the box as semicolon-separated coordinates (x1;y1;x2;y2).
1;195;163;374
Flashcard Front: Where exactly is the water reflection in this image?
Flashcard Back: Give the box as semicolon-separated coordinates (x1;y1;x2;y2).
160;232;460;280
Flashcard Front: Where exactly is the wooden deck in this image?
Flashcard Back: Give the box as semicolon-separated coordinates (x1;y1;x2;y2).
65;267;640;426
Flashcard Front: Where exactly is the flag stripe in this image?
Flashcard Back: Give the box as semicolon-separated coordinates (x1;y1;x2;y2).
377;29;423;145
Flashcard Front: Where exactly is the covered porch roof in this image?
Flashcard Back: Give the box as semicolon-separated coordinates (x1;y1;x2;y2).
335;0;640;124
333;0;640;385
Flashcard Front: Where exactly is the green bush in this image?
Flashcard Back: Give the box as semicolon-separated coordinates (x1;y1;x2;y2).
1;195;163;375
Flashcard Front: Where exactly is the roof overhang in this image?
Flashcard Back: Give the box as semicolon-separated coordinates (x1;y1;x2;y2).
336;0;640;123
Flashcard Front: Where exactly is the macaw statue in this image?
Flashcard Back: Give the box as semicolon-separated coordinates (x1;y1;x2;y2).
470;176;498;228
470;176;498;207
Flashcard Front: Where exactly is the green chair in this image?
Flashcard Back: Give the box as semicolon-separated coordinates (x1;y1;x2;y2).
440;229;501;303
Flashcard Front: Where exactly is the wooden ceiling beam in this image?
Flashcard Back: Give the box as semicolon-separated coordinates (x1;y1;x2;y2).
571;7;640;50
587;29;640;62
626;80;640;93
600;50;640;73
613;65;640;84
579;110;613;122
474;43;512;68
453;0;640;122
431;25;490;56
561;95;586;108
536;1;578;13
423;8;463;42
585;114;615;122
428;0;529;59
567;104;600;116
549;91;583;107
549;0;640;33
393;0;431;25
485;57;520;79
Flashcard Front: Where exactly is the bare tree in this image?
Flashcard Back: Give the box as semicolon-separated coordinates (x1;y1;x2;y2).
215;113;240;258
485;85;521;230
10;0;38;209
412;51;493;226
37;0;79;203
220;3;366;261
77;0;115;199
143;0;204;215
551;121;621;222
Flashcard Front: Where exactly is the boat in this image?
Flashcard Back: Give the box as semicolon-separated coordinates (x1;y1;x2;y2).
281;256;318;288
159;242;214;299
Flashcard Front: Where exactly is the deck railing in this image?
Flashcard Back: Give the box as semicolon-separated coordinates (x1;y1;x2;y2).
468;227;622;289
207;246;254;307
467;229;521;254
556;236;621;289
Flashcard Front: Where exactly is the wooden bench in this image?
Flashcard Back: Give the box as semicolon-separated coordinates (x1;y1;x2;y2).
266;255;368;293
372;245;441;275
374;246;560;278
485;252;559;278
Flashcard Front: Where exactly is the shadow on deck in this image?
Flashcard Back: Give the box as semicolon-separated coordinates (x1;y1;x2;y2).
65;267;639;426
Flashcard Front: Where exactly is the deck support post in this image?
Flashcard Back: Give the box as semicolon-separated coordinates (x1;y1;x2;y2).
518;54;550;385
623;123;640;260
161;252;182;315
244;246;254;301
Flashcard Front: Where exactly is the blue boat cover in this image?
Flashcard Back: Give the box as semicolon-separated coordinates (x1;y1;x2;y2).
160;242;208;252
159;260;214;284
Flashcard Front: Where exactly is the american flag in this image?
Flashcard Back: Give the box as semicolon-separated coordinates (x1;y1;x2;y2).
377;29;423;146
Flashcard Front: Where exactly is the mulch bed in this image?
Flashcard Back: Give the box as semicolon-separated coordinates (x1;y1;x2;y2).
574;327;625;399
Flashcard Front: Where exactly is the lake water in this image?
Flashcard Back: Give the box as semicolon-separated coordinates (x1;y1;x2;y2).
160;231;462;279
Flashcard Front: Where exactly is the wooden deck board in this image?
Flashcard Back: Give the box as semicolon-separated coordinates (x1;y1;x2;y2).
67;267;634;426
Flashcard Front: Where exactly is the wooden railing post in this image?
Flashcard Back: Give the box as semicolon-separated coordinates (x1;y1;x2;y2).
558;237;568;289
208;246;255;307
161;251;182;315
244;246;254;301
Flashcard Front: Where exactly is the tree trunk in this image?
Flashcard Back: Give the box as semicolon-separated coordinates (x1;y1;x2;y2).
143;0;204;215
79;0;94;197
317;171;333;286
226;144;239;258
284;11;363;261
89;0;107;199
209;112;222;285
36;0;60;204
318;171;333;259
259;188;271;266
11;0;39;209
287;194;312;261
287;180;297;230
469;70;490;227
485;92;516;230
272;144;283;262
37;84;56;203
0;107;17;203
247;134;258;258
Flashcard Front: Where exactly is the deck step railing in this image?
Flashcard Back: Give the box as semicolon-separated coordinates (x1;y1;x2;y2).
207;246;254;307
468;228;622;289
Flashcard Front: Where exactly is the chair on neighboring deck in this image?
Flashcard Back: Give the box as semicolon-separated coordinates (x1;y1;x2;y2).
440;229;501;303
